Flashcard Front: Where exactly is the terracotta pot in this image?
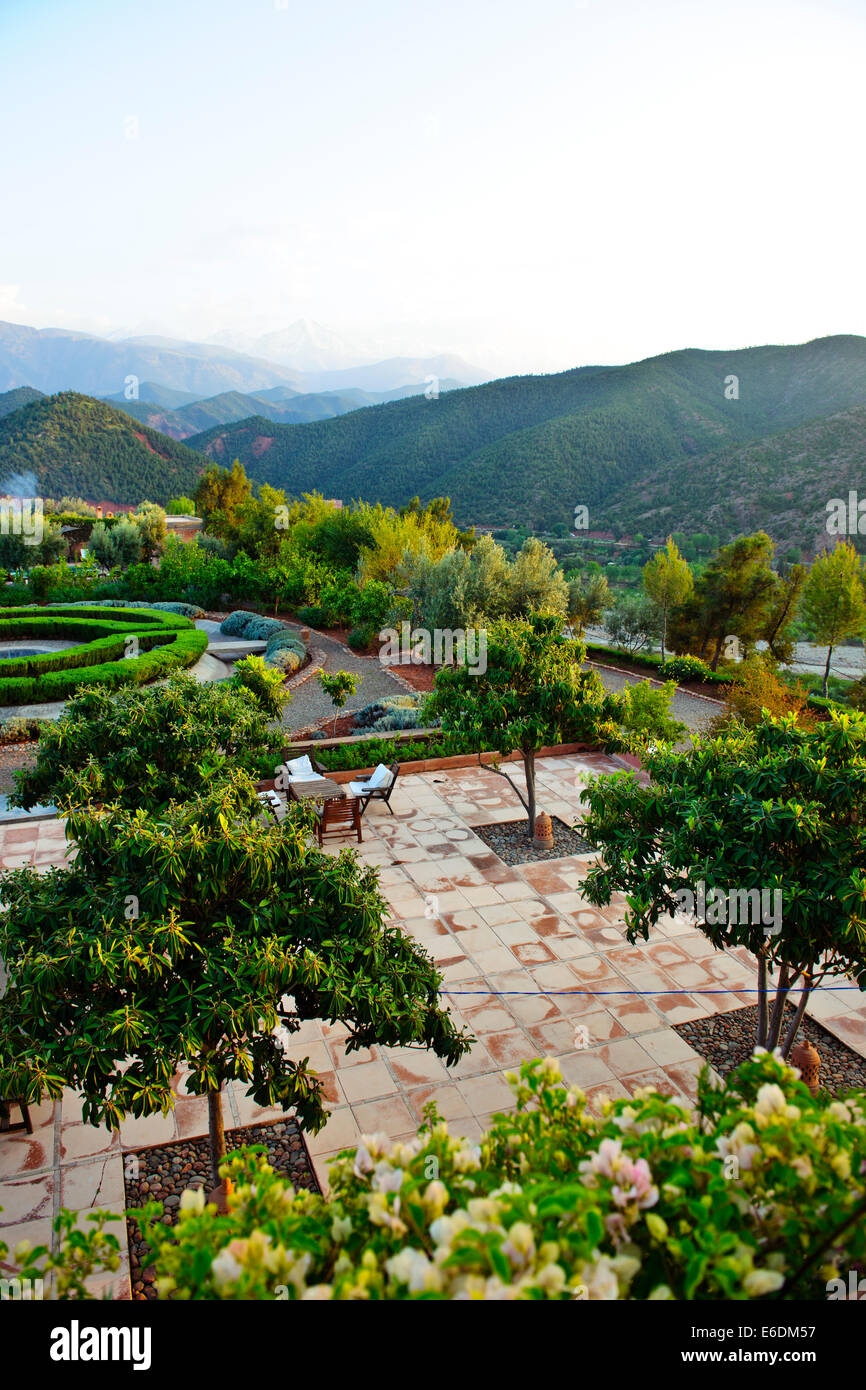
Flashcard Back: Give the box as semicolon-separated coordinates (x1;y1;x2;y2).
533;811;554;849
300;627;311;643
206;1177;234;1214
790;1040;820;1095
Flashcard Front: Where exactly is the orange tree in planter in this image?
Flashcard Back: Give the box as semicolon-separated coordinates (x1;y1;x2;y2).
0;777;471;1188
578;709;866;1056
427;612;622;840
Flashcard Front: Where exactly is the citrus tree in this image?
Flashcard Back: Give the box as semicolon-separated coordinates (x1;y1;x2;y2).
642;536;692;662
10;672;284;813
318;669;360;735
578;710;866;1055
0;777;471;1188
428;612;621;838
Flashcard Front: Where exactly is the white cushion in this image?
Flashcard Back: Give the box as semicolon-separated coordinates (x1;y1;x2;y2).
367;762;393;790
347;781;369;797
287;754;314;777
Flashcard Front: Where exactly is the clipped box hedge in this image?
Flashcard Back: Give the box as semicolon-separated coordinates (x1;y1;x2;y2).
0;605;208;705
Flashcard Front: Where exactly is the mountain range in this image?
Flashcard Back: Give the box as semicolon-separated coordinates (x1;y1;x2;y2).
99;379;467;440
189;334;866;549
0;319;486;399
1;334;865;555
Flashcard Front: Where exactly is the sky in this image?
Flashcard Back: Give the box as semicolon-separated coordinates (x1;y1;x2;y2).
2;0;866;376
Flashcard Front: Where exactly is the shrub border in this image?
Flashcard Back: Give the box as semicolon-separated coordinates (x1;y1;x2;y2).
0;605;208;705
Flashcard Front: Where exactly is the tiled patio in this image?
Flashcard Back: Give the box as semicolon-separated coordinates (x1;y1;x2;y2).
2;752;865;1297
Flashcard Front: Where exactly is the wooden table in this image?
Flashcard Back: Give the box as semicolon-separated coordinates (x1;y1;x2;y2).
288;778;347;802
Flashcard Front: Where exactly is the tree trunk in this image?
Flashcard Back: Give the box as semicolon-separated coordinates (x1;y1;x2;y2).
780;979;812;1059
524;753;536;840
710;634;724;671
207;1087;227;1190
660;604;667;665
822;644;834;698
756;953;768;1048
766;964;790;1051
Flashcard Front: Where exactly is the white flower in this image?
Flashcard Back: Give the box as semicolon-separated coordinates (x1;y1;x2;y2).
330;1214;351;1242
371;1161;405;1195
211;1247;244;1288
386;1248;442;1293
744;1268;785;1296
754;1084;787;1121
179;1186;205;1214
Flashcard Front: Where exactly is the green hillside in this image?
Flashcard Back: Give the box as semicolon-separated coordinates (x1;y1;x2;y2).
187;336;866;529
595;404;866;555
0;391;206;503
0;386;45;419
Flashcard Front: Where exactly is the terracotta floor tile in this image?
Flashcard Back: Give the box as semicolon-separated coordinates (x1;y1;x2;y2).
338;1060;395;1105
383;1047;451;1087
351;1095;415;1136
405;1084;472;1123
482;1029;539;1067
457;1073;514;1117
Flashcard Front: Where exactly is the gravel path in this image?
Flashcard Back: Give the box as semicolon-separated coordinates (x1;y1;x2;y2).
277;625;409;733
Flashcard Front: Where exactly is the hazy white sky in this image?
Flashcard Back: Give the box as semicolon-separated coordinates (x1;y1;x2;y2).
2;0;865;375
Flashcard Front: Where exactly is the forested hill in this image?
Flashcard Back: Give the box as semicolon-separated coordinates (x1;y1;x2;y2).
187;335;866;528
595;403;866;555
0;386;45;420
0;392;205;502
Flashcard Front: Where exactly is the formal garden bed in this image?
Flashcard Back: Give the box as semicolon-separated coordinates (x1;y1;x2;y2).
473;816;595;866
0;605;207;705
675;1005;866;1093
124;1118;320;1300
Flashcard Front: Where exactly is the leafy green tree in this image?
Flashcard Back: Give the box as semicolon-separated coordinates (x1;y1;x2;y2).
428;612;620;838
615;679;687;747
133;500;167;560
800;543;866;695
0;778;471;1187
568;571;611;635
604;592;663;654
642;536;693;662
668;532;779;669
194;460;252;539
318;669;360;734
507;538;568;616
579;710;866;1055
85;520;118;570
167;496;197;515
112;517;144;568
763;563;807;664
10;672;285;813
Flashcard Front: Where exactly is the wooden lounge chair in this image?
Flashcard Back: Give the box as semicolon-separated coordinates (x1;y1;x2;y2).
349;762;400;816
315;795;362;845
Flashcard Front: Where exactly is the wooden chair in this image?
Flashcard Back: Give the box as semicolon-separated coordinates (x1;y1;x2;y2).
0;1097;33;1135
351;763;400;816
315;795;362;845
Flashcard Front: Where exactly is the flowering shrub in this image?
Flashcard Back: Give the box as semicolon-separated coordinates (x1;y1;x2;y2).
657;654;711;682
113;1053;866;1300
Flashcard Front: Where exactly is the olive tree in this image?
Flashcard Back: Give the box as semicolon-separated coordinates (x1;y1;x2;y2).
579;710;866;1055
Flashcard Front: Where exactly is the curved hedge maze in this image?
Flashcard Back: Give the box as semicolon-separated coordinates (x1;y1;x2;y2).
0;605;208;705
